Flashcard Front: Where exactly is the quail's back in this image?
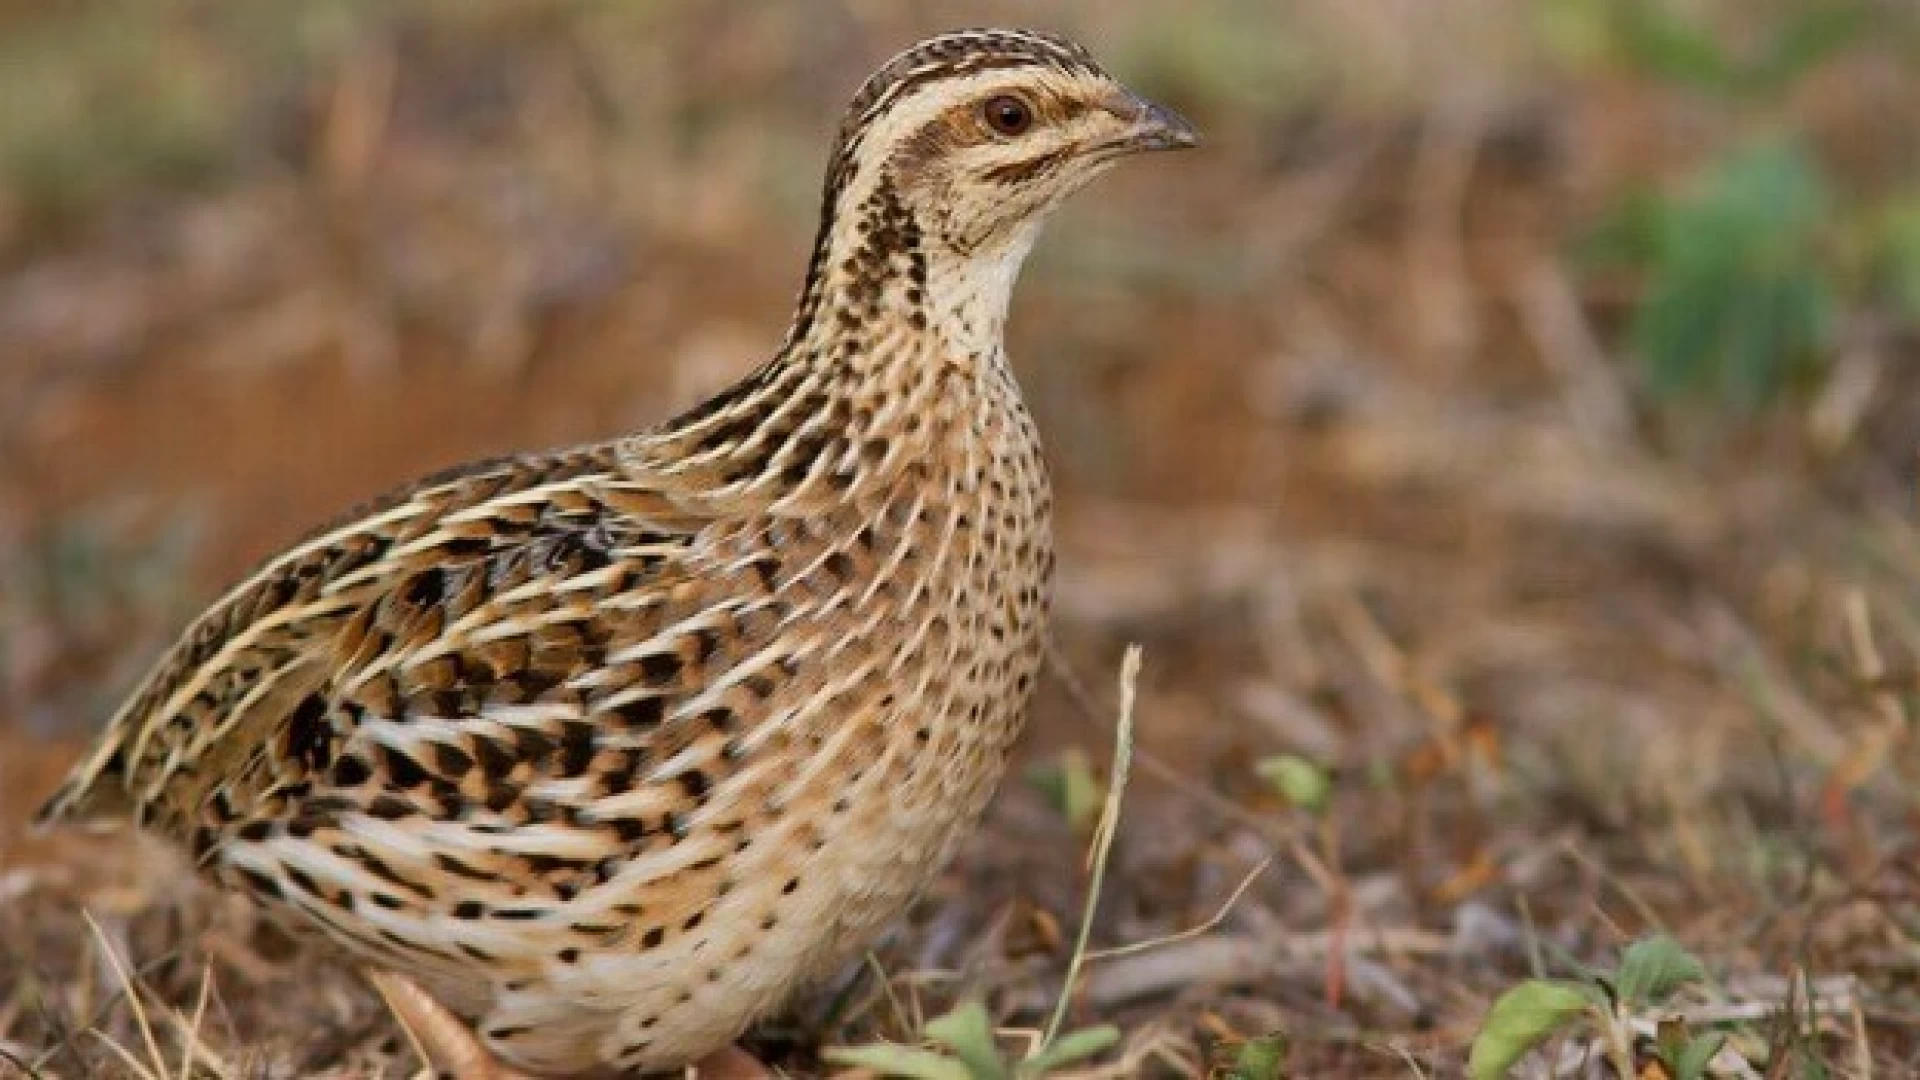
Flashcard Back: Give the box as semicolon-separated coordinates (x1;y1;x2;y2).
37;27;1195;1076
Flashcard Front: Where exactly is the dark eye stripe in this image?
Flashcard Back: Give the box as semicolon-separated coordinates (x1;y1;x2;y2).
981;146;1074;185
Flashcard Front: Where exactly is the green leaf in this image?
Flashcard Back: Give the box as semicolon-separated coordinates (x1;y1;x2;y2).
1611;0;1736;92
1019;1025;1121;1076
1615;936;1707;1006
1534;0;1613;68
1027;748;1104;830
1467;980;1592;1080
925;1002;1008;1080
821;1045;975;1080
1672;1032;1727;1080
1256;755;1331;814
1609;137;1836;408
1228;1032;1288;1079
1750;5;1868;96
1656;1017;1690;1068
1872;198;1920;322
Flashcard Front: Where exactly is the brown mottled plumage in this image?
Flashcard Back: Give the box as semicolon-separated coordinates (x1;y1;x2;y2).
38;27;1195;1077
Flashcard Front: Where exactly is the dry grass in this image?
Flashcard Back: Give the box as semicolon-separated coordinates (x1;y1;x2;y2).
3;1;1919;1076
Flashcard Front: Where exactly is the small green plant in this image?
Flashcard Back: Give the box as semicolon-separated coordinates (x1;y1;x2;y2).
1468;935;1724;1079
1026;747;1106;832
1547;0;1894;411
1255;754;1332;814
1865;196;1920;325
823;1002;1120;1080
1585;138;1837;408
1220;1032;1288;1079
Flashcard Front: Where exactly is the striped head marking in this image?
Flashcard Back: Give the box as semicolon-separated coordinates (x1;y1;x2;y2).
828;29;1197;256
795;29;1198;349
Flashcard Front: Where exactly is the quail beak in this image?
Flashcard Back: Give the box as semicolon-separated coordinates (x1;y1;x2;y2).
1105;89;1200;153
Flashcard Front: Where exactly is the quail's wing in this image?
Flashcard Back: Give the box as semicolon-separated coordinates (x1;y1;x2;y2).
34;444;738;841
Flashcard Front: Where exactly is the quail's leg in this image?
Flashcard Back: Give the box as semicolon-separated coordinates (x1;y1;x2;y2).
368;969;536;1080
370;968;773;1079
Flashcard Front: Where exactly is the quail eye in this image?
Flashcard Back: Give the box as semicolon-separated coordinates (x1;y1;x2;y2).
982;95;1032;136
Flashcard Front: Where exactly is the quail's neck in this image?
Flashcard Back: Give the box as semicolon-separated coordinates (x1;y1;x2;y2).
785;172;1040;379
631;173;1042;505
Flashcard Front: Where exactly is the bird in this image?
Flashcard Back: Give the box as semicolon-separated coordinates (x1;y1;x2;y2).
35;27;1196;1079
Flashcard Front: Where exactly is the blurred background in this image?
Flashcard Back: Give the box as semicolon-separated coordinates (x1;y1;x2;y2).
2;0;1919;1075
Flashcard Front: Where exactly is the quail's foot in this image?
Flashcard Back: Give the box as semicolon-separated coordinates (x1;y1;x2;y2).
371;971;775;1079
371;969;536;1080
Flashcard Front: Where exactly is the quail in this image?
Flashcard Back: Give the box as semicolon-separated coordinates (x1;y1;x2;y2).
38;27;1197;1078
